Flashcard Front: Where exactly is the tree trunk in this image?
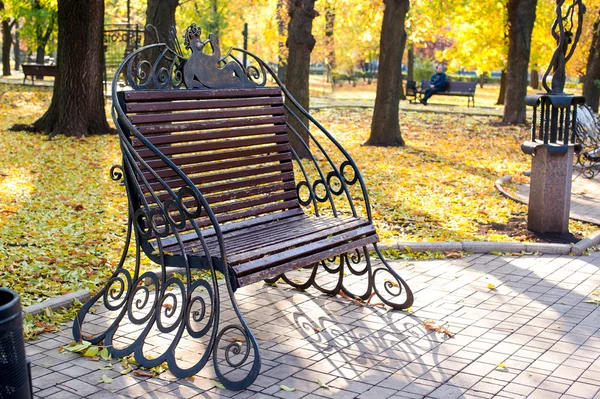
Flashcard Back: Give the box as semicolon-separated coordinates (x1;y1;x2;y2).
30;0;110;137
144;0;178;46
496;70;506;105
502;0;537;124
285;0;317;158
325;7;336;75
583;14;600;113
13;21;20;70
366;0;409;146
407;44;414;82
276;0;287;84
2;19;11;76
398;28;407;101
530;69;539;89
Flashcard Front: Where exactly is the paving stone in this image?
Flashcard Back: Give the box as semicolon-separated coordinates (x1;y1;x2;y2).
565;381;600;398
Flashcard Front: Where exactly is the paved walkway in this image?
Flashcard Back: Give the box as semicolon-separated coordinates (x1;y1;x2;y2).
26;252;600;399
504;173;600;226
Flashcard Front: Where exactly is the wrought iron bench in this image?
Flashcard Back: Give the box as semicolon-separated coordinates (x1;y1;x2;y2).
72;24;413;390
574;104;600;178
410;79;477;107
21;63;57;85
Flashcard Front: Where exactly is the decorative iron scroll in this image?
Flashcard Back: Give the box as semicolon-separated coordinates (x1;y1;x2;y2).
265;245;413;310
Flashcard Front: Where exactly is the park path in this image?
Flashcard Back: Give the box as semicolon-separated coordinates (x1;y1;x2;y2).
26;253;600;398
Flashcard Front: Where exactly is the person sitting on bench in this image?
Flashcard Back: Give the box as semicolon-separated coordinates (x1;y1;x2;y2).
420;64;447;105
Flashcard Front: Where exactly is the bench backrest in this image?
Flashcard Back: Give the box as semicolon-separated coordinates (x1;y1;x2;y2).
119;86;299;233
22;64;57;76
421;80;476;93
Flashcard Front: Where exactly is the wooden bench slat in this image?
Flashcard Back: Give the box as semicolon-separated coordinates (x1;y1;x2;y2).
236;235;378;287
136;135;289;158
126;96;283;113
163;216;370;264
144;163;293;193
233;225;377;277
133;125;287;146
226;219;371;263
124;87;283;102
151;172;295;205
128;106;285;125
144;153;292;180
135;115;287;135
159;208;307;248
145;144;291;169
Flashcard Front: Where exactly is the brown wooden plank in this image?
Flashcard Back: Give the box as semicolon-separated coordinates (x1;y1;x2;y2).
136;115;287;135
151;171;295;204
236;236;378;287
126;96;283;113
160;208;306;248
144;163;293;192
143;153;292;181
147;181;296;214
165;215;366;262
133;125;287;147
128;106;285;125
145;144;291;169
226;219;372;262
124;87;282;102
136;135;289;158
233;225;377;276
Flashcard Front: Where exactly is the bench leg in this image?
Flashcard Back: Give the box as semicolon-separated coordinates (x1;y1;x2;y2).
264;244;414;310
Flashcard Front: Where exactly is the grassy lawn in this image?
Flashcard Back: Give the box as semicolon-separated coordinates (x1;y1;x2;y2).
0;83;595;329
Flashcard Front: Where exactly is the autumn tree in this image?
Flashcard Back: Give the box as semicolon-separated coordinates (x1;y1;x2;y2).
502;0;537;124
285;0;317;158
583;11;600;112
0;1;16;75
144;0;178;46
24;0;110;137
366;0;409;146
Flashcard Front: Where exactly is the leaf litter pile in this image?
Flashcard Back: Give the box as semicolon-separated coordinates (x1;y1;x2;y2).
0;85;596;337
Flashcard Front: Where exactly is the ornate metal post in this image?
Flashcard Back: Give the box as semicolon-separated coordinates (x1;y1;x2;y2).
522;0;585;234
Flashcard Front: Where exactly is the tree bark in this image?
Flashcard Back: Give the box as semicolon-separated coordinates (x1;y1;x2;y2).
502;0;537;124
1;1;11;76
276;0;287;84
366;0;409;146
144;0;178;46
530;69;539;89
583;14;600;112
496;70;507;105
398;29;407;101
2;19;11;76
13;21;20;70
29;0;110;137
285;0;317;158
407;44;414;82
325;7;336;75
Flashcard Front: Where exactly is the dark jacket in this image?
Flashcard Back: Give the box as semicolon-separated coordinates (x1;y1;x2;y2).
430;72;447;91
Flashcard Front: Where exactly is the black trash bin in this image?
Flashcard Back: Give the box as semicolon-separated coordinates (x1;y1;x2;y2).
0;288;32;399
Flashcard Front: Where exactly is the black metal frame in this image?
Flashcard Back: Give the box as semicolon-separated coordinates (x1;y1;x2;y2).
574;104;600;178
73;24;413;391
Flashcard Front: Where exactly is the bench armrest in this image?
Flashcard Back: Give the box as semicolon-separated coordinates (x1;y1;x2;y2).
238;53;376;223
111;103;230;278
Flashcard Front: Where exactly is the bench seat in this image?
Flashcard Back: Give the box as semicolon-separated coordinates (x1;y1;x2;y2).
160;209;378;287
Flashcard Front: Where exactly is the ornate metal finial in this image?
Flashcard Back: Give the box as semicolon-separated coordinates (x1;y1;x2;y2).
542;0;586;94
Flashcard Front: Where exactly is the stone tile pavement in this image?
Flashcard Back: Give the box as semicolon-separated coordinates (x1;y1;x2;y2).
514;173;600;226
26;252;600;398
